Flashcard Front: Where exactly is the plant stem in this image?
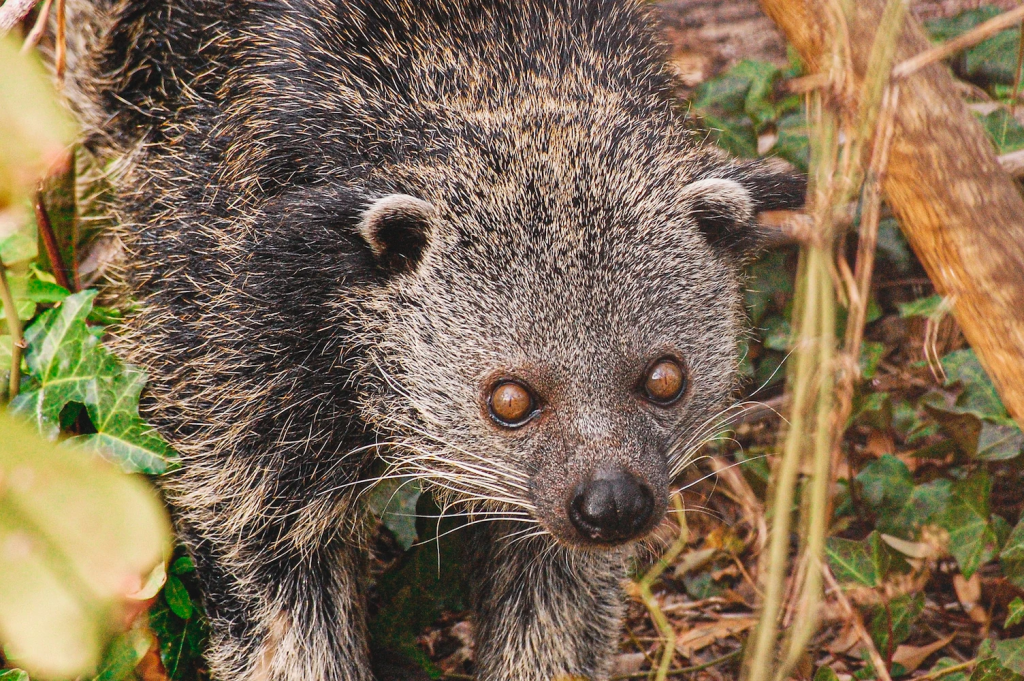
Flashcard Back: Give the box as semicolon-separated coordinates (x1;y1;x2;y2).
637;493;689;681
610;649;743;680
0;259;24;400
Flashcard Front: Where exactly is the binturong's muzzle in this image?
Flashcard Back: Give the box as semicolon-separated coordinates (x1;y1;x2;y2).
567;467;655;544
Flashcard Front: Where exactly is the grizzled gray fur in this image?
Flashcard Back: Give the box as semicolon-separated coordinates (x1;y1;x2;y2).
61;0;804;679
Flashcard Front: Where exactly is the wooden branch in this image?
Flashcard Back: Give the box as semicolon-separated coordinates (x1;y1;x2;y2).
893;5;1024;79
0;0;36;35
759;0;1024;427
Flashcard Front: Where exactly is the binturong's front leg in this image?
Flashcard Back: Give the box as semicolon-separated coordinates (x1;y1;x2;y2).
470;522;627;681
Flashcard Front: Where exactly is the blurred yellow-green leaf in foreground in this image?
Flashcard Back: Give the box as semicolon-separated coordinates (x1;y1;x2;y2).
0;414;172;677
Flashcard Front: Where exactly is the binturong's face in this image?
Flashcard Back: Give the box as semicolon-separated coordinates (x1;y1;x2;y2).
355;122;804;549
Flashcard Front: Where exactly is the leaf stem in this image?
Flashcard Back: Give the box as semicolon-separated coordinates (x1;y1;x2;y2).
637;493;689;681
0;259;24;400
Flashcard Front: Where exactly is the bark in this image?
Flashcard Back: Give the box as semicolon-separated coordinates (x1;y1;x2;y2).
757;0;1024;427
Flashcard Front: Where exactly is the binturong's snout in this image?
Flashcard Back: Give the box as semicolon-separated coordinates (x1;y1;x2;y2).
567;467;655;544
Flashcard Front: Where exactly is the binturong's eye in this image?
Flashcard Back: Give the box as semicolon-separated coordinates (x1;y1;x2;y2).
642;357;687;405
488;381;537;427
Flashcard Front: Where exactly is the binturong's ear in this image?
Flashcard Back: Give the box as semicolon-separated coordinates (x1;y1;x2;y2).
683;165;807;258
358;194;437;274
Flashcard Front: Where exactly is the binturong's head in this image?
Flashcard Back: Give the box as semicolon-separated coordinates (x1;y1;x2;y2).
347;116;805;549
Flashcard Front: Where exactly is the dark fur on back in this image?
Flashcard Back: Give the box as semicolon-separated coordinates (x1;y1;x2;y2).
63;1;804;679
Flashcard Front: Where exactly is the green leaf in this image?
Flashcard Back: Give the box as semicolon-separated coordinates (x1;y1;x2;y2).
977;109;1024;155
857;455;913;532
928;658;971;681
972;658;1024;681
859;341;886;380
10;291;110;438
890;478;951;540
775;111;810;171
0;671;30;681
366;478;422;551
702;113;758;158
995;639;1024;676
170;556;196;575
164;575;194;621
877;218;912;274
0;414;170;678
1000;519;1024;589
898;294;946;319
825;531;906;587
762;315;791;352
0;216;38;265
92;627;152;681
1007;598;1024;628
852;392;892;430
70;367;176;475
941;349;1013;425
976;423;1024;461
868;592;924;654
744;250;793;325
940;472;997;578
149;599;208;681
814;667;841;681
827;536;878;586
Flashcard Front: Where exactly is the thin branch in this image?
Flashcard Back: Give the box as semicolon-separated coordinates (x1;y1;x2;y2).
823;567;893;681
53;0;65;82
892;4;1024;79
1000;148;1024;178
19;0;51;53
0;259;24;400
34;190;74;292
635;493;689;681
911;659;978;681
0;0;36;35
611;650;743;680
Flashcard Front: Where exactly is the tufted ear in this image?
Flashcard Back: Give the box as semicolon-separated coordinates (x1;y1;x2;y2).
358;194;437;274
683;166;807;257
680;178;761;256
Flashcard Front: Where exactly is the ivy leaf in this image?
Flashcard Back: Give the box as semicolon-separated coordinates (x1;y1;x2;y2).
170;555;196;575
889;478;951;540
69;367;176;475
898;294;946;319
976;423;1024;461
940;472;997;578
0;671;29;681
868;593;924;654
826;531;907;587
149;599;208;681
1000;519;1024;590
1007;598;1024;629
164;575;194;620
941;349;1014;425
92;627;152;681
366;478;422;551
859;341;886;380
856;455;913;534
927;659;971;681
814;666;841;681
971;657;1024;681
827;536;879;587
995;638;1024;676
10;290;109;438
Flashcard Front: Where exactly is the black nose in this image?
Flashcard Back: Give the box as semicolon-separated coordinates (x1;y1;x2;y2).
568;468;655;543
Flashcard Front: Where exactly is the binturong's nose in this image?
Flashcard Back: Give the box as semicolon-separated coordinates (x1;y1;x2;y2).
568;468;655;544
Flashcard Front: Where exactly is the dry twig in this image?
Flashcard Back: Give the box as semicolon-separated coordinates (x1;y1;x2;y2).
892;5;1024;79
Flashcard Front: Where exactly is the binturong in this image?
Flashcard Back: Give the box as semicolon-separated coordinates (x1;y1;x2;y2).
61;0;805;679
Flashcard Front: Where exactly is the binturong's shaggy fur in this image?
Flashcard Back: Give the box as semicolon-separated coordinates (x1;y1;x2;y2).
62;1;804;679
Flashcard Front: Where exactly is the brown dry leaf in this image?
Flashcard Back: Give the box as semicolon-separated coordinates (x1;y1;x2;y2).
675;616;757;658
891;634;955;673
953;573;989;625
826;621;863;656
865;430;896;457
